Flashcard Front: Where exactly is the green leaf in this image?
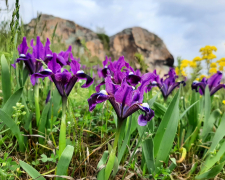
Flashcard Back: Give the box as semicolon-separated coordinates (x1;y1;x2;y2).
22;68;29;86
121;131;145;180
148;94;158;107
0;109;24;152
41;154;48;163
201;109;220;141
52;88;61;118
2;88;23;116
200;140;225;173
153;102;166;118
97;151;109;180
56;145;74;180
38;102;51;144
19;160;46;180
1;54;11;104
196;162;225;179
186;92;200;138
111;157;119;177
105;150;116;180
139;130;155;174
187;91;199;127
207;113;225;156
204;86;211;126
180;100;199;120
154;90;180;170
118;115;132;164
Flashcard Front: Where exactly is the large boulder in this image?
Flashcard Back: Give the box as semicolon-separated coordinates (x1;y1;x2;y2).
26;15;174;74
25;14;106;60
110;27;174;73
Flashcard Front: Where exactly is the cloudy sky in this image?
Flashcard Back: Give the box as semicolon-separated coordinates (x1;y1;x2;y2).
1;0;225;65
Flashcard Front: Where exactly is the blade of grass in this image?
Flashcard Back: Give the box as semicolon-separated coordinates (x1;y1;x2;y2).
2;87;23;116
38;102;50;144
0;109;24;152
19;160;46;180
1;54;11;104
154;89;180;170
206;113;225;157
56;145;74;180
118;115;132;164
196;162;225;179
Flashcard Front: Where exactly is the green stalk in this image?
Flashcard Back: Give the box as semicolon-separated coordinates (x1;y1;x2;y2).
34;82;40;127
58;96;68;158
105;120;123;180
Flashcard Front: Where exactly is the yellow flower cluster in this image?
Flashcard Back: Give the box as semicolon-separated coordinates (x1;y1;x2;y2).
196;74;208;81
179;57;199;76
175;66;187;76
179;45;225;77
216;58;225;72
193;56;202;62
200;45;217;60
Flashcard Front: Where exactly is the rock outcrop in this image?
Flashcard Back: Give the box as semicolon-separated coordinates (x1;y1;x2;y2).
26;14;106;60
110;27;174;73
26;15;174;73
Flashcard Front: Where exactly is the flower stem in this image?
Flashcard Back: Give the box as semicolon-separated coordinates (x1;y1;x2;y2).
105;120;123;180
34;82;40;127
58;96;67;158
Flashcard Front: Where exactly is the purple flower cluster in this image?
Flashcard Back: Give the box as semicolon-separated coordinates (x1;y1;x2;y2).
12;36;93;97
192;71;225;96
144;68;186;99
88;56;155;126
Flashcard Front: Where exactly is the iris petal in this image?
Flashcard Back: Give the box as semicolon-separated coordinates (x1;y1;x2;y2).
126;74;141;87
76;71;93;88
208;71;222;90
70;59;81;74
95;80;105;92
17;37;29;55
210;84;225;96
48;53;61;74
137;103;154;126
30;69;52;86
65;75;78;96
88;91;109;111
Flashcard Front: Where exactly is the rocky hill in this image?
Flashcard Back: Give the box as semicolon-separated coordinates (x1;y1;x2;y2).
25;14;174;73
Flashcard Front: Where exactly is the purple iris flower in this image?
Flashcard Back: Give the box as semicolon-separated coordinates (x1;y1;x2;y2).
88;75;154;126
145;68;186;99
56;46;73;66
12;36;53;85
96;56;141;92
46;53;93;97
192;71;225;96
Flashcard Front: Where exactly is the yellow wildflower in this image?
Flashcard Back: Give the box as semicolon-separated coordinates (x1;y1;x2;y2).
212;46;217;51
209;68;217;74
181;59;190;64
175;67;179;75
199;45;217;60
181;70;187;76
193;56;202;62
220;58;225;62
210;62;217;68
219;62;225;67
223;100;225;105
200;74;207;80
196;78;200;81
190;61;197;68
219;66;224;71
181;62;189;68
207;54;217;60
